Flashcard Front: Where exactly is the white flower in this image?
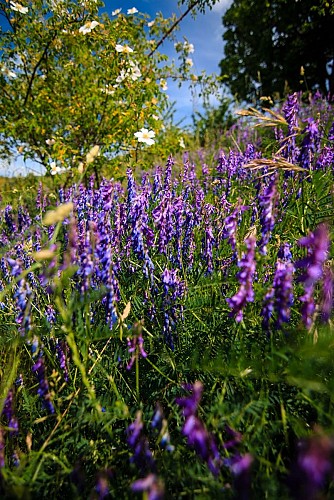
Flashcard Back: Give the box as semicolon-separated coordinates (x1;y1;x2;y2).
129;60;141;81
116;69;127;83
45;138;56;146
185;58;193;67
50;162;61;175
112;8;122;15
183;42;195;54
79;20;99;34
134;128;155;146
127;7;138;14
147;20;155;27
179;137;185;148
100;84;115;95
152;114;159;121
10;2;28;14
1;67;17;78
115;44;134;54
159;79;168;91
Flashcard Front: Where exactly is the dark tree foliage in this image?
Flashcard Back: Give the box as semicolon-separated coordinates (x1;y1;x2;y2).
219;0;334;103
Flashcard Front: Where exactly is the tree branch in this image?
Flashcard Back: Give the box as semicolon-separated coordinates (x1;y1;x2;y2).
148;0;200;57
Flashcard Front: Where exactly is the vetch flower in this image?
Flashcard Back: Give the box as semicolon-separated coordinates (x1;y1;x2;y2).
126;411;155;472
295;224;330;329
227;236;257;322
134;128;155;146
127;7;138;14
79;20;99;34
288;433;334;500
131;474;164;499
115;44;134;54
32;355;55;414
10;2;28;13
176;382;223;476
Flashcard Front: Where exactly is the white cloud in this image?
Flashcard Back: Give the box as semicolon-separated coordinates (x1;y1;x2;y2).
211;0;232;12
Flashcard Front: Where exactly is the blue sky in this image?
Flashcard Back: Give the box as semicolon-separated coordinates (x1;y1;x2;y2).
0;0;232;175
101;0;232;124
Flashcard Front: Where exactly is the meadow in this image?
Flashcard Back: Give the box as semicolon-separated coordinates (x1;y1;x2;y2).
0;91;333;499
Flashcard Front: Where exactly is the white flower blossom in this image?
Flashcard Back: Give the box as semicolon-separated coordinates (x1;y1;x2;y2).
115;44;134;54
179;137;186;148
100;84;115;95
127;7;138;14
79;20;99;34
129;60;141;81
185;58;193;67
152;114;159;121
183;42;195;54
10;2;28;14
50;162;62;175
134;128;155;146
147;20;155;27
159;79;168;91
1;67;17;79
112;8;122;15
45;138;56;146
116;69;127;83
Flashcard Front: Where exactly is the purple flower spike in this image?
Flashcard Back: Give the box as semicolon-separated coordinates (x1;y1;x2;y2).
296;224;330;329
296;224;330;288
289;433;334;500
2;389;19;436
227;236;256;322
32;355;55;414
131;473;165;500
176;382;222;476
126;322;147;371
258;175;279;255
126;411;155;472
321;267;333;322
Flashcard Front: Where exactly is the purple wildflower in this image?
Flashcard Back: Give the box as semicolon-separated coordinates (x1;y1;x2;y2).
95;470;112;499
296;224;330;329
321;266;333;322
223;204;248;254
176;381;222;476
262;259;295;331
298;117;321;170
55;339;69;382
281;92;300;162
227;236;256;322
289;433;334;500
32;355;55;414
126;322;147;371
161;268;185;350
46;304;56;325
151;403;174;452
7;258;32;335
131;473;165;500
0;427;4;468
126;411;155;472
258;175;279;255
2;389;18;436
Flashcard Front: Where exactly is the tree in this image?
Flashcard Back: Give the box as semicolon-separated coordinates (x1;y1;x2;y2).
219;0;334;103
0;0;219;174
